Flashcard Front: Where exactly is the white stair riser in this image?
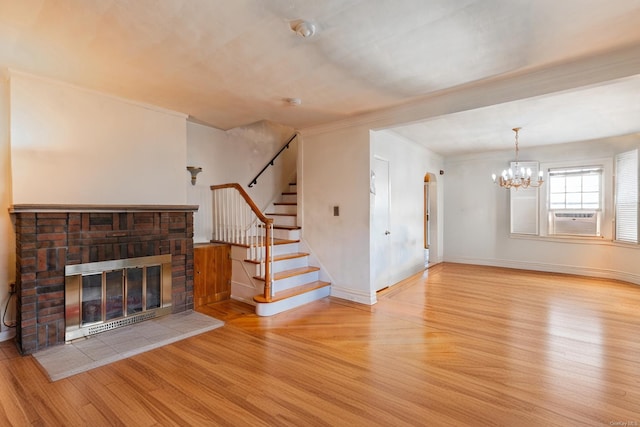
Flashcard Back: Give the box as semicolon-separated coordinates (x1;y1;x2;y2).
273;228;300;240
234;241;301;260
273;242;300;255
280;194;297;203
249;256;309;276
289;184;297;193
272;270;320;292
268;215;297;227
255;285;330;317
272;204;297;214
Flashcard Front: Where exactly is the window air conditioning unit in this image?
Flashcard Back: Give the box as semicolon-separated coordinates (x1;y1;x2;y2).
550;211;600;236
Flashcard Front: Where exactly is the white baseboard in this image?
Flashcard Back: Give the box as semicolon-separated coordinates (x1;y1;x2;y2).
330;285;377;305
389;262;426;286
444;256;640;286
0;328;16;342
230;295;256;306
230;280;259;305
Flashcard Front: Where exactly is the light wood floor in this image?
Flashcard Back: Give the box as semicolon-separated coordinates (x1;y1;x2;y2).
1;263;639;426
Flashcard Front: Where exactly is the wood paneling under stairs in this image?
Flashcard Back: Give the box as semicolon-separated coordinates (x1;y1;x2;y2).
194;243;231;307
1;263;639;425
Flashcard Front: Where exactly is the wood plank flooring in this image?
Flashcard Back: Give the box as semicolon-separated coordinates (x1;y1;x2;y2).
1;263;639;426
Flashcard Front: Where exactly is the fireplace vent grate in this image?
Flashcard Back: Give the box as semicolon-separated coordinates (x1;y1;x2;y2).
87;311;158;336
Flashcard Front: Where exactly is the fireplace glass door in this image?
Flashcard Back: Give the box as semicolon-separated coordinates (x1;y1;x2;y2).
146;265;161;310
66;255;172;341
82;274;103;324
82;267;162;325
105;270;124;321
126;267;143;315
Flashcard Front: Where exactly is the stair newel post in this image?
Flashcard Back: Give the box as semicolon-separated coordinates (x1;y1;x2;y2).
263;219;273;302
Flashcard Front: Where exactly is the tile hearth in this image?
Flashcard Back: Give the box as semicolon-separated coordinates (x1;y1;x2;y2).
33;311;223;381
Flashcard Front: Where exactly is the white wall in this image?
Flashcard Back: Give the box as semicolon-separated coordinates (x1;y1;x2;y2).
371;130;444;285
301;126;373;304
444;135;640;283
186;120;296;243
0;74;15;340
10;71;188;205
186;123;227;243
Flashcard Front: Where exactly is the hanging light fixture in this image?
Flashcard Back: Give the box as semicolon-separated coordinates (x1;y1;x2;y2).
491;127;543;190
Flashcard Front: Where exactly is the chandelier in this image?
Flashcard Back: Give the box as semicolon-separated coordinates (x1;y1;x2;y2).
491;127;543;190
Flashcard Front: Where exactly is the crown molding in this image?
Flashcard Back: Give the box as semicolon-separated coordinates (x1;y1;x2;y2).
7;68;188;119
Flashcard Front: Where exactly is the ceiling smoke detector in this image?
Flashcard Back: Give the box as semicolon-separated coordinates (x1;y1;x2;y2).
290;20;316;38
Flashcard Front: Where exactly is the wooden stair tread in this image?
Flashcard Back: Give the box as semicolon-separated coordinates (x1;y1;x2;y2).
272;238;299;245
253;281;330;303
274;202;297;206
282;192;297;195
266;212;297;216
211;238;299;248
274;225;301;230
244;252;310;264
254;266;320;281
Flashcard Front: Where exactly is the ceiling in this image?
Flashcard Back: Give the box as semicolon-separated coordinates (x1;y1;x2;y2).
1;0;640;155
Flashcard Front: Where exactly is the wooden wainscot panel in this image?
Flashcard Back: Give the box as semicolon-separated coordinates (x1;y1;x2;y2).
193;243;231;309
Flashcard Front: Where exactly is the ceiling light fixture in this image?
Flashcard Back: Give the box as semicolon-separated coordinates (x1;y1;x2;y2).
291;20;316;38
285;97;302;106
491;127;543;190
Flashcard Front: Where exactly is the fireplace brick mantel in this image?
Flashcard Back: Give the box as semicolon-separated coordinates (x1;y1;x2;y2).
10;204;198;354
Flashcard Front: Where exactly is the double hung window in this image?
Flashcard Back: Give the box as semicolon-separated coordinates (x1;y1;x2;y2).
547;166;602;237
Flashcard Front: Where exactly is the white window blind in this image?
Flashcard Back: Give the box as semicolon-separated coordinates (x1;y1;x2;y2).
615;149;638;243
510;161;539;235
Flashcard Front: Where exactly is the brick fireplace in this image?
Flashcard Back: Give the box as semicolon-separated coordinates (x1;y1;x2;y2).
10;204;198;355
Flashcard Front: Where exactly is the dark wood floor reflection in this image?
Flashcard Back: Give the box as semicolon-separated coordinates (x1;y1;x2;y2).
1;263;639;425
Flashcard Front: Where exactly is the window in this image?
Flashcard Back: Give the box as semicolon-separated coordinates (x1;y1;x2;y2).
615;149;638;243
509;153;639;245
548;166;602;210
547;166;603;237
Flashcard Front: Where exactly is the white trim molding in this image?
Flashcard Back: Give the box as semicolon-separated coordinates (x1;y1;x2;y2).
444;256;640;286
330;285;377;305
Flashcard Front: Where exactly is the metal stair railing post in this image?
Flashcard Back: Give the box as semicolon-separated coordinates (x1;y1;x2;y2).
211;183;274;302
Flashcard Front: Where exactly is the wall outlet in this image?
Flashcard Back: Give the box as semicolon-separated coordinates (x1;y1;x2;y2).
333;206;339;216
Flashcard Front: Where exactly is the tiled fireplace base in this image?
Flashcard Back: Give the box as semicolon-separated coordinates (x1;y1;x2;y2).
10;204;198;355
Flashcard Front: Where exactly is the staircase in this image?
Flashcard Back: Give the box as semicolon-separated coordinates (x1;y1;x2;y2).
222;183;331;316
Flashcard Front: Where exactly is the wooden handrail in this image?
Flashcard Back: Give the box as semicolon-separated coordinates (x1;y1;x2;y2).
210;183;274;301
210;183;273;225
248;132;298;188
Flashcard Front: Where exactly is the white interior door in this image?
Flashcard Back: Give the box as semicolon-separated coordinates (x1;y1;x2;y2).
424;178;430;265
373;157;391;291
